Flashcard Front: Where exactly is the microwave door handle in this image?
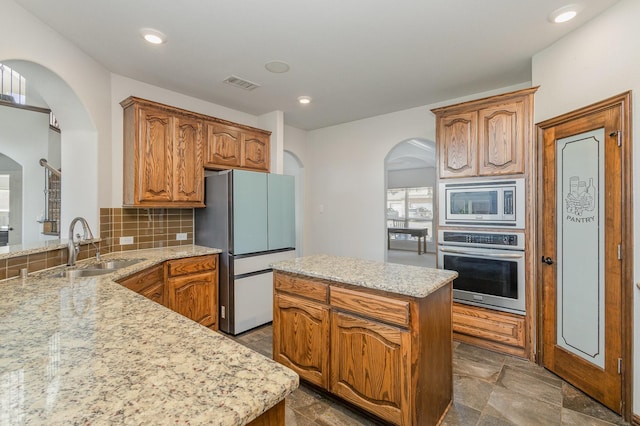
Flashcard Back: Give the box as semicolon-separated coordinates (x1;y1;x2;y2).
439;247;523;259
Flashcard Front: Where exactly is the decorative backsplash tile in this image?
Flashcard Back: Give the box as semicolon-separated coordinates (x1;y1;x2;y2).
100;208;194;253
0;243;102;280
0;208;194;281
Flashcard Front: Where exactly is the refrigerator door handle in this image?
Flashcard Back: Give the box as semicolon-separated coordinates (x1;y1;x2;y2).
234;269;272;280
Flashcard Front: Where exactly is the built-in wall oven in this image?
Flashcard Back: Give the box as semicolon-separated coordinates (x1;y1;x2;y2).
438;229;525;314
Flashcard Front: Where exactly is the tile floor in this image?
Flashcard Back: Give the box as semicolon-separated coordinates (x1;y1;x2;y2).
387;249;437;268
231;325;628;426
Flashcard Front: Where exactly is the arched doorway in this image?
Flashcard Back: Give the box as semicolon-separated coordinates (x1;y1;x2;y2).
0;59;97;247
0;154;22;246
384;138;436;267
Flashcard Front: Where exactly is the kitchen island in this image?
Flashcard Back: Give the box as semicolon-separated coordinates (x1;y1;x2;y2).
0;246;298;425
271;254;458;426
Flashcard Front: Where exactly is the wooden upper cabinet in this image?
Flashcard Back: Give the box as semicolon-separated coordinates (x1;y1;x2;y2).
478;100;525;176
121;97;204;207
432;87;537;178
173;116;203;202
138;106;173;202
204;122;241;168
241;131;270;171
203;120;270;172
438;111;477;178
122;96;272;207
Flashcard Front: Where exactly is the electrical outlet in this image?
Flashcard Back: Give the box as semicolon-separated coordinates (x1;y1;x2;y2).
176;232;187;241
120;236;134;245
221;305;226;319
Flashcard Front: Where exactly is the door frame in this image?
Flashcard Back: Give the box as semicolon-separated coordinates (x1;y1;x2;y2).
535;91;633;420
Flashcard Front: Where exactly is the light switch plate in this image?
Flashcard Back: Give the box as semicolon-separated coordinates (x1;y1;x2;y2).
120;236;134;245
176;233;187;241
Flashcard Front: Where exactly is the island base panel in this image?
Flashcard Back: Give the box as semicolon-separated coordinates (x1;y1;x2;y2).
247;400;285;426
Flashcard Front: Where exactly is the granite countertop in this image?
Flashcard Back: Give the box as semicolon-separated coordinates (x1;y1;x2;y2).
0;246;299;425
0;239;74;260
271;254;458;298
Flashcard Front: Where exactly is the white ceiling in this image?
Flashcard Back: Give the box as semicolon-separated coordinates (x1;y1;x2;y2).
14;0;619;130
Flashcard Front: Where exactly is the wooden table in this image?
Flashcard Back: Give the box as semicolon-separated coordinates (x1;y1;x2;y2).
387;227;429;255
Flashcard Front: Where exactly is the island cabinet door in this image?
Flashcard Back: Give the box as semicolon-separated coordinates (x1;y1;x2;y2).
329;311;411;426
273;293;330;388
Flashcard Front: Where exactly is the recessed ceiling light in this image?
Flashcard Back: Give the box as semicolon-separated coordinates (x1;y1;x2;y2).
549;4;581;24
298;96;312;105
140;28;166;45
265;60;290;73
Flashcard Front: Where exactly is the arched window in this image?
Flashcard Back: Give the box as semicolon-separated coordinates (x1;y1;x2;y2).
0;63;26;104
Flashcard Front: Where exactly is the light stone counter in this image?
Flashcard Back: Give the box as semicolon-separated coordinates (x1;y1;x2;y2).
271;254;458;298
0;239;75;260
0;246;298;425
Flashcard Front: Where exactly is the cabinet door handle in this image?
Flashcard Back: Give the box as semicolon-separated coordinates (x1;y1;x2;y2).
541;256;554;265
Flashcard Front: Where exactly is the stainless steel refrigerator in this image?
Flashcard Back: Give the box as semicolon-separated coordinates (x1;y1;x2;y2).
195;170;296;335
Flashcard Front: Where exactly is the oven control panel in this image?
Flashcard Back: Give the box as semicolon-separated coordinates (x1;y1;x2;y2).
439;230;524;250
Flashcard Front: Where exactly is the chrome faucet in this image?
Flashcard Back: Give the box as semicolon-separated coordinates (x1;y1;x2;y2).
67;217;99;266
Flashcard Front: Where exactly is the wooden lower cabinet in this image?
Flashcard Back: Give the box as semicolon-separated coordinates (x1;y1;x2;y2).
166;255;218;329
273;271;453;426
273;293;329;388
117;263;165;305
167;271;217;328
117;255;218;330
330;311;410;425
246;400;285;426
452;303;526;357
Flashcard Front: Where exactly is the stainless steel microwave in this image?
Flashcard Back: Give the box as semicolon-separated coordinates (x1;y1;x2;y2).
438;178;525;228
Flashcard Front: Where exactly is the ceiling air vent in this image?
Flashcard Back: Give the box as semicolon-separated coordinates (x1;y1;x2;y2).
223;75;260;91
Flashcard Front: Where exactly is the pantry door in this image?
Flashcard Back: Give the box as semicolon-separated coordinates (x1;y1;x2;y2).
537;92;632;416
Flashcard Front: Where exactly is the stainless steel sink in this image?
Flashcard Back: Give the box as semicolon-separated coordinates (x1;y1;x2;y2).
53;269;113;278
88;259;143;270
49;258;144;279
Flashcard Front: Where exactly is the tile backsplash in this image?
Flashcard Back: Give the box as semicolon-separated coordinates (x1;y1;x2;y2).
100;208;194;253
0;208;194;281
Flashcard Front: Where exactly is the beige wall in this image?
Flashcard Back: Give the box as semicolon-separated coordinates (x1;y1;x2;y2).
532;0;640;415
284;83;529;261
0;0;111;234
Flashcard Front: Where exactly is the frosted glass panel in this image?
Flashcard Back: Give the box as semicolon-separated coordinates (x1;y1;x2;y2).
556;128;605;368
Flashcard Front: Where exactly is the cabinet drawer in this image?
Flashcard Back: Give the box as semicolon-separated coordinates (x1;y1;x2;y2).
330;286;410;327
453;303;525;349
167;254;217;277
117;264;164;294
274;272;328;303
